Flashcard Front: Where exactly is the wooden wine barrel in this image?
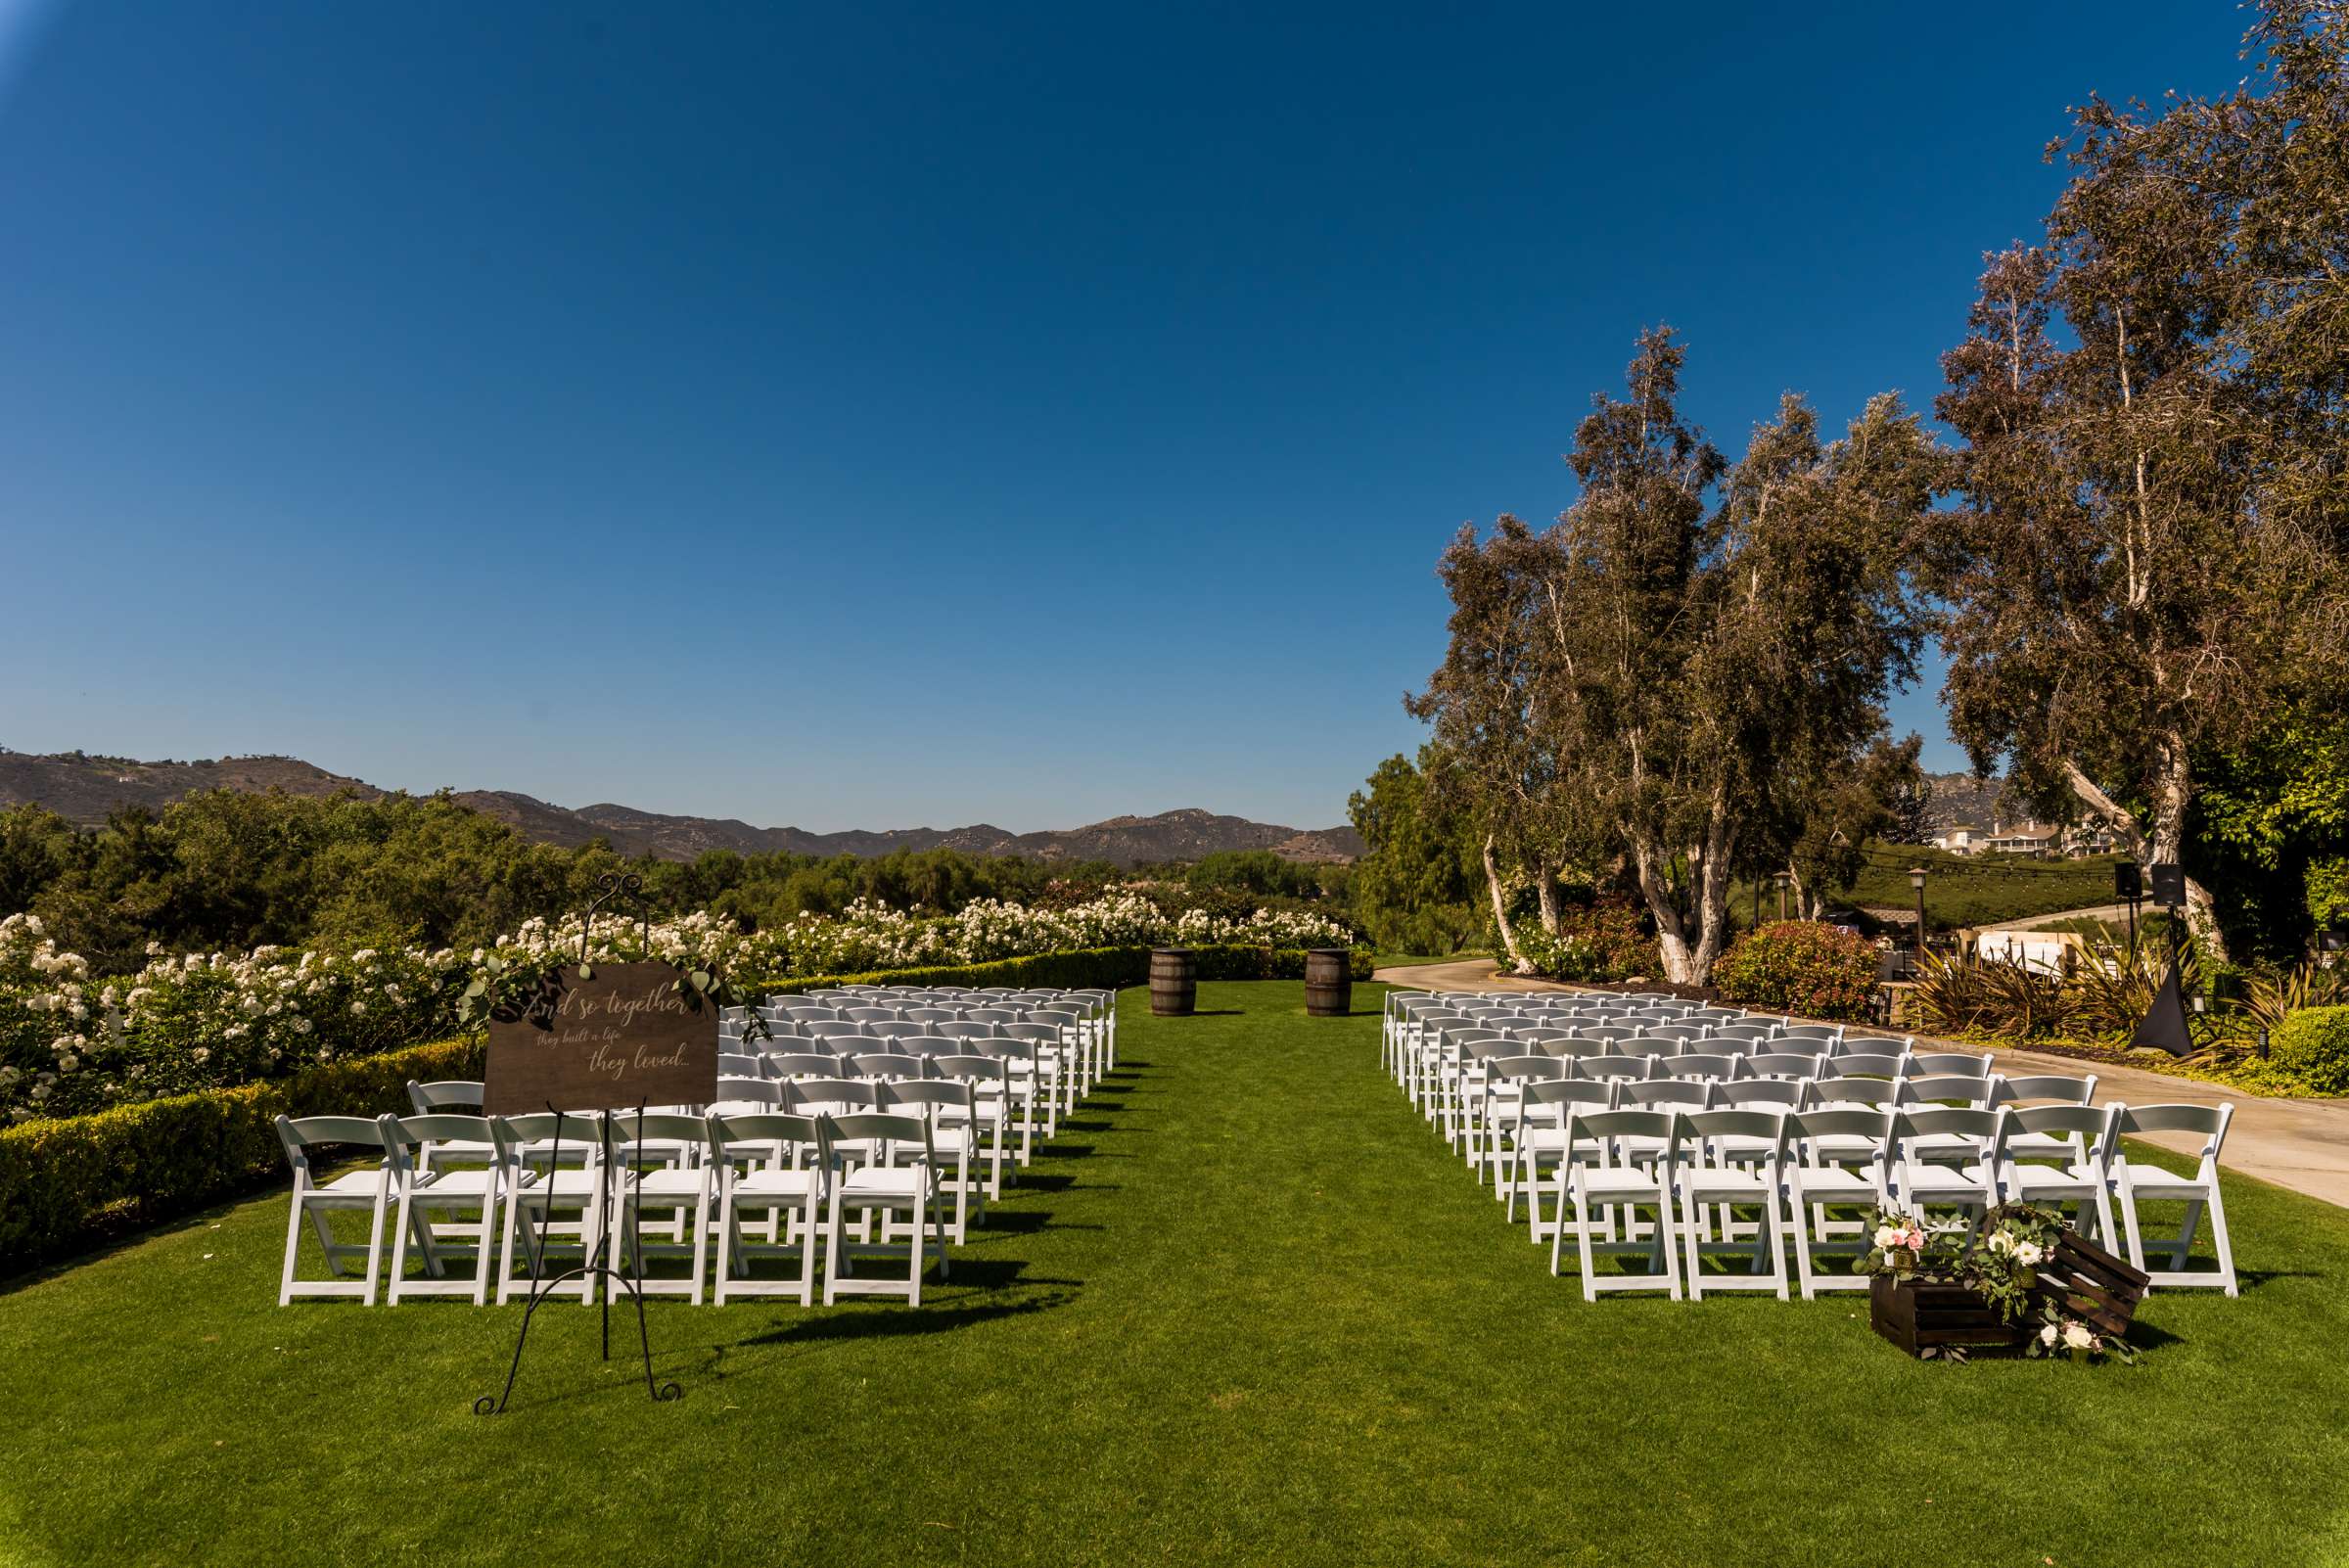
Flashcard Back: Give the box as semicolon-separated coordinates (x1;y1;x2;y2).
1149;947;1197;1016
1304;948;1353;1016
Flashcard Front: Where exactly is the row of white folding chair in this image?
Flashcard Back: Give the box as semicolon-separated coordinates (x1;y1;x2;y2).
1513;1098;2236;1301
745;1009;1106;1106
748;1023;1083;1120
1478;1070;2093;1212
1419;1038;1963;1143
277;1102;972;1310
1390;1006;1881;1097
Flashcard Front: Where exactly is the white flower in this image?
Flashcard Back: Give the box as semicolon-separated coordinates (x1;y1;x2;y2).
2062;1321;2095;1351
2041;1323;2059;1346
1871;1224;1901;1250
1985;1229;2014;1255
2013;1241;2043;1268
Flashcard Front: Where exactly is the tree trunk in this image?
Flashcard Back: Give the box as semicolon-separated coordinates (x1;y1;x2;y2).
1536;865;1563;936
2063;750;2230;963
1483;833;1531;975
1631;836;1734;987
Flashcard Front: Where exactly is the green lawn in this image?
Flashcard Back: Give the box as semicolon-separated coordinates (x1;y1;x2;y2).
3;982;2346;1566
1737;844;2128;931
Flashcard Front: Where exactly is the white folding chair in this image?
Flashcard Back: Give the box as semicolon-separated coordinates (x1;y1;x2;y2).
1994;1103;2121;1245
707;1112;831;1306
1786;1107;1893;1298
2110;1103;2239;1295
1551;1108;1682;1300
274;1114;406;1306
492;1112;608;1306
1674;1108;1790;1300
823;1111;950;1307
386;1113;506;1305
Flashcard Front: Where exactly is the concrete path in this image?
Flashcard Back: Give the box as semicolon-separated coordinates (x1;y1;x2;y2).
1374;959;2349;1211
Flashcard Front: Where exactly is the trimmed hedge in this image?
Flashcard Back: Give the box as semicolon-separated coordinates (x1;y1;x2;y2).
755;943;1372;995
2268;1004;2349;1096
2;946;1375;1276
0;1036;483;1278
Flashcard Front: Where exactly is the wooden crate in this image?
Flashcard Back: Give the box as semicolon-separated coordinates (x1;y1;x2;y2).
2035;1230;2150;1338
1869;1274;2031;1357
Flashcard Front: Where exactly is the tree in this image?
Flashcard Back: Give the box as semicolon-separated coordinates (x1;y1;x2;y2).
1784;732;1927;919
1539;334;1935;983
1925;3;2349;958
1345;748;1484;955
1406;518;1589;971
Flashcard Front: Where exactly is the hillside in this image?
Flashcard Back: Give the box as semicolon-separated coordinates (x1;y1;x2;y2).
0;750;1362;867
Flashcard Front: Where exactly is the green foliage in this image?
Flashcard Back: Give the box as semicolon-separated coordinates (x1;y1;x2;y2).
1712;921;1878;1021
1172;852;1331;900
1756;844;2126;931
1345;749;1484;955
1512;901;1661;984
0;793;1144;977
756;943;1371;996
2267;1005;2349;1096
0;1035;482;1275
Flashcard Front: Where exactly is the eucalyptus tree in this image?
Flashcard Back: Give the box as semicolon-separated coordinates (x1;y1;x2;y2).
1406;517;1582;971
1538;334;1936;982
1925;1;2349;956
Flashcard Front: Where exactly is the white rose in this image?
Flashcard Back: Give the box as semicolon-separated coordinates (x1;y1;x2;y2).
2062;1322;2095;1351
2040;1323;2059;1346
1872;1225;1901;1249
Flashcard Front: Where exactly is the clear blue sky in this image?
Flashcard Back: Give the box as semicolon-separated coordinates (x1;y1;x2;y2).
0;1;2244;833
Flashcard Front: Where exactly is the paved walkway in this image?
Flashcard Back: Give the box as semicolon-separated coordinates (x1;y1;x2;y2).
1375;959;2349;1210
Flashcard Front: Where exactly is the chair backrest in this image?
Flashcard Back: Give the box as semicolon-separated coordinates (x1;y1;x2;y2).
827;1110;936;1161
1835;1035;1912;1056
1620;1080;1714;1111
1670;1052;1745;1083
2114;1101;2233;1152
929;1053;1009;1088
1511;1026;1575;1047
852;1053;929;1081
609;1110;710;1146
406;1079;484;1115
806;1019;866;1040
390;1113;496;1153
1617;1035;1689;1059
1719;1079;1805;1110
717;1053;766;1078
1994;1073;2097;1107
1574;1024;1636;1044
275;1114;394;1177
769;1052;843;1078
706;1111;829;1169
1910;1051;1992;1079
882;1079;975;1117
1802;1075;1897;1110
1830;1052;1907;1081
785;1078;880;1115
1774;1024;1841;1042
1789;1107;1892;1162
1680;1107;1788;1163
1744;1052;1821;1082
1572;1057;1653;1084
1523;1079;1616;1112
1489;1054;1568;1084
1891;1106;2002;1154
1562;1107;1679;1161
1897;1074;1996;1107
904;1007;961;1025
1998;1103;2121;1160
1706;1021;1777;1043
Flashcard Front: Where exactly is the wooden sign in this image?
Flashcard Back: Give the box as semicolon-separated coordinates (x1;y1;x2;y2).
483;962;719;1115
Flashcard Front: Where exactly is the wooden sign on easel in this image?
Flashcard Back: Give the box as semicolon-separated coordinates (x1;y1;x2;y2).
482;961;719;1115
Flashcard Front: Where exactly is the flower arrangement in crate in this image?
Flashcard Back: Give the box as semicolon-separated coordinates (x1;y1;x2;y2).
1858;1203;2135;1363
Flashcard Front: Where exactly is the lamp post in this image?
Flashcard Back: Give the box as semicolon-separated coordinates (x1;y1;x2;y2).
1773;870;1790;922
1908;865;1929;959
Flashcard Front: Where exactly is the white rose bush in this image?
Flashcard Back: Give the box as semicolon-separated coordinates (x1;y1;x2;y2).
1;895;1358;1123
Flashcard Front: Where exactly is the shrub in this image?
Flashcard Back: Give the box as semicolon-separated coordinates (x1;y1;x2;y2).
2267;1004;2349;1095
0;1035;482;1277
1512;901;1661;983
1714;921;1879;1021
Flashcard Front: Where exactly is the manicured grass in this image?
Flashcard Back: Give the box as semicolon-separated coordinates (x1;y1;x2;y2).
3;982;2346;1566
1737;845;2127;931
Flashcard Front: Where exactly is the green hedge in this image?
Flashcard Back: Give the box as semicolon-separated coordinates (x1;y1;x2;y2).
0;1036;483;1278
2269;1004;2349;1096
755;943;1372;994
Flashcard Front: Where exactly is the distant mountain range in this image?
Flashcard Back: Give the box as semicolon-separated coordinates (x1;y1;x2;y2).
1918;771;2024;836
0;750;1363;867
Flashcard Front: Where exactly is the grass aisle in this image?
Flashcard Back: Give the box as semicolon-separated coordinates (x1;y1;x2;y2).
2;981;2347;1565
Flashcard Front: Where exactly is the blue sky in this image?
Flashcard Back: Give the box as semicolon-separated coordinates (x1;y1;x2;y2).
0;2;2243;832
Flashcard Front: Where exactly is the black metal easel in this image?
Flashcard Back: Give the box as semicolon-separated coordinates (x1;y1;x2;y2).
476;874;683;1414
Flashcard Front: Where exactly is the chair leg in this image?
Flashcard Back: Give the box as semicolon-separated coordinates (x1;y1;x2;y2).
821;1188;846;1306
2172;1198;2205;1272
279;1190;307;1307
688;1191;710;1307
360;1183;390;1307
2206;1185;2238;1297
